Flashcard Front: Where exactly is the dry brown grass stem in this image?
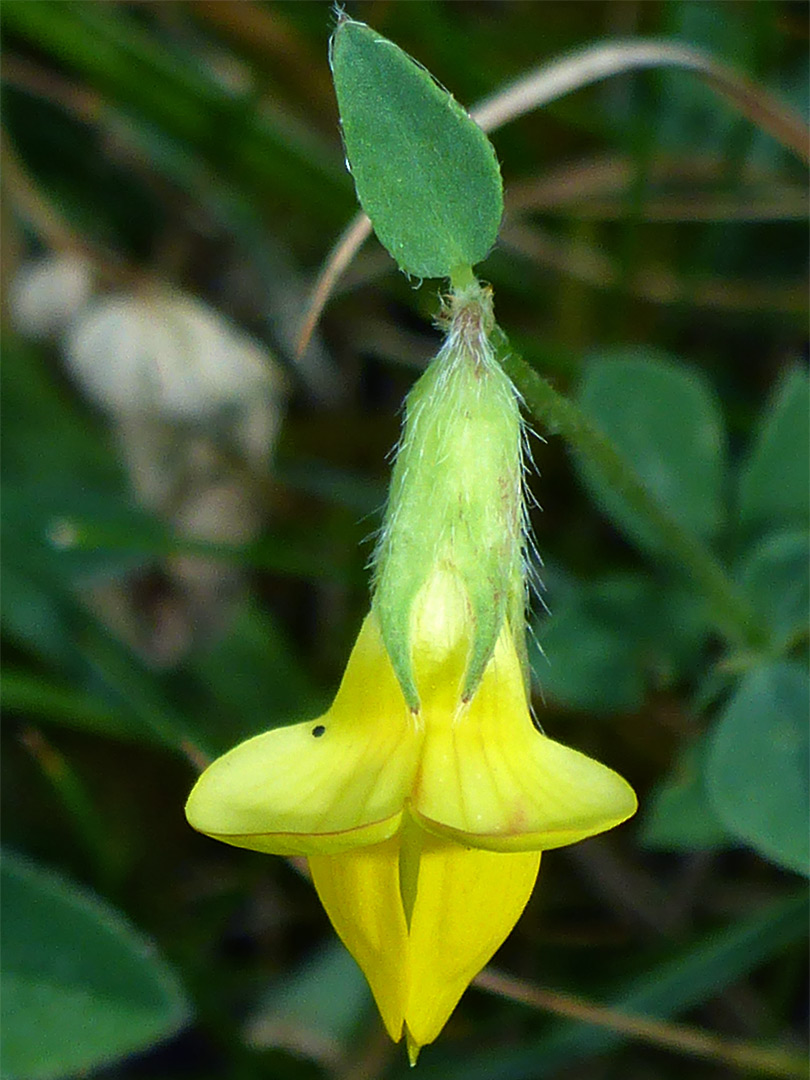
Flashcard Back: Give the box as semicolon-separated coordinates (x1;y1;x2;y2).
474;968;809;1078
1;131;132;285
470;41;808;161
499;221;808;314
506;156;808;221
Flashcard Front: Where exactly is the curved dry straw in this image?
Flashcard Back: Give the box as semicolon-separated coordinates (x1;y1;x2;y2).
474;968;809;1079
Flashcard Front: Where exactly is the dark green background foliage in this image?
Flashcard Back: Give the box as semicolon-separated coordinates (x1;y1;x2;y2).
1;2;807;1079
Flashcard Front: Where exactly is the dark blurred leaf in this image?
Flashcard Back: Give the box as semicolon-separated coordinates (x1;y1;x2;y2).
2;483;150;586
184;595;324;753
707;660;809;876
533;571;709;713
737;528;809;648
737;366;810;537
278;459;386;516
641;737;731;852
244;940;371;1064
81;624;213;758
1;850;191;1080
575;352;727;557
535;581;646;713
0;565;75;668
1;336;122;495
1;336;149;583
656;1;759;157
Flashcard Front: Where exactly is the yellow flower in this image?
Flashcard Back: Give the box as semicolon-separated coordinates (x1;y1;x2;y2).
186;568;636;1061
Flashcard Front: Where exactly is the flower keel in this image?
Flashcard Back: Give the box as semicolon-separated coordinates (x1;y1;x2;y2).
309;820;542;1062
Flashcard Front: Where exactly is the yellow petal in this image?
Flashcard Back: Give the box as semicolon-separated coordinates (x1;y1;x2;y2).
310;825;541;1058
185;614;421;855
414;624;637;851
405;834;541;1053
309;838;409;1043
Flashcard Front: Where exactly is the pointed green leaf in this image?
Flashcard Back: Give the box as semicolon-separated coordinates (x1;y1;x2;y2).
737;529;809;647
245;941;371;1064
330;17;502;278
641;738;732;852
1;851;191;1080
575;352;726;557
707;661;810;876
738;366;810;536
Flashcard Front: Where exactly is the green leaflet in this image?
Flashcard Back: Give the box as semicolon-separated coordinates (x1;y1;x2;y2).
244;941;371;1062
737;528;810;648
330;17;503;279
707;661;810;877
532;570;709;715
1;851;190;1080
575;351;727;558
737;366;810;537
641;737;731;853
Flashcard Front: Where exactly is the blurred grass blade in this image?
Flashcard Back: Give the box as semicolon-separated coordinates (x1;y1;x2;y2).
2;0;352;219
2;668;161;745
82;625;212;769
19;728;127;892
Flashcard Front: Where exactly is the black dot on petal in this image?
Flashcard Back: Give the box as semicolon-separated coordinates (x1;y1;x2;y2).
312;725;326;738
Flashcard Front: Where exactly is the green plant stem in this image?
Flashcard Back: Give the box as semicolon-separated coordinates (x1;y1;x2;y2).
499;343;765;651
450;264;477;290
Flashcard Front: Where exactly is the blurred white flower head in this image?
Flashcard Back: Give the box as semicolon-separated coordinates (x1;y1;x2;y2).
64;290;284;422
12;265;287;664
9;252;96;339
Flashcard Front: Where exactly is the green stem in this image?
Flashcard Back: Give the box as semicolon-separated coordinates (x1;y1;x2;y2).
497;339;764;651
450;264;476;291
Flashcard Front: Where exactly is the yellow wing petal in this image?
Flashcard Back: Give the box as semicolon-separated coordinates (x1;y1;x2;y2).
404;834;540;1053
309;838;408;1043
413;626;637;852
185;614;421;855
